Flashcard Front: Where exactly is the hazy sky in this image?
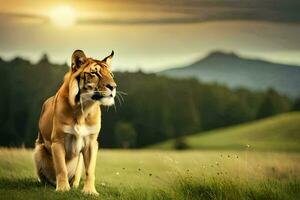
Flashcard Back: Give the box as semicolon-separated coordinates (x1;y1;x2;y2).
0;0;300;71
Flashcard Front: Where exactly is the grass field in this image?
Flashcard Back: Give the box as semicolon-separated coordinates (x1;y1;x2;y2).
151;112;300;151
0;148;299;200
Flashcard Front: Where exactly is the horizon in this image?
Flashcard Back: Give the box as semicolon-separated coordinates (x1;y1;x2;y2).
0;0;300;72
1;49;300;73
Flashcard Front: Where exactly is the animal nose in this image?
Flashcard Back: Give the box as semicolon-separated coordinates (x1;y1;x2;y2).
91;91;102;100
106;83;117;91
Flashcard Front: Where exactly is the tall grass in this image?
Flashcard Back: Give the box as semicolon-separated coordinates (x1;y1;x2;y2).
0;148;299;199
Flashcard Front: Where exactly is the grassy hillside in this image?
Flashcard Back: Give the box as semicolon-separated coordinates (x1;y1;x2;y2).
151;112;300;151
0;149;299;200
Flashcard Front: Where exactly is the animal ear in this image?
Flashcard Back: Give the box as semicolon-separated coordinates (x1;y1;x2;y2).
102;50;114;67
71;49;87;71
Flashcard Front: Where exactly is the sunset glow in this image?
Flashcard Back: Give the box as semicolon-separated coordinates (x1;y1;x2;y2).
49;5;76;27
0;0;299;70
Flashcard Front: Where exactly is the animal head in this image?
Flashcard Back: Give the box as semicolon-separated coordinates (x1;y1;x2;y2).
68;50;117;107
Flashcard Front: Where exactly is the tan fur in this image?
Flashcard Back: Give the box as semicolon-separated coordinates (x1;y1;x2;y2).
33;50;116;195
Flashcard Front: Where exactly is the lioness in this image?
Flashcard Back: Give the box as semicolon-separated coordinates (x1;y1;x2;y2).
34;50;117;195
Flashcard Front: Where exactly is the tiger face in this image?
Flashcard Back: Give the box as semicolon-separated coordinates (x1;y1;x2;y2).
69;50;117;107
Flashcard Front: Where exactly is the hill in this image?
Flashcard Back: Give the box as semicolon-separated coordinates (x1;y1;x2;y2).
150;112;300;152
160;51;300;98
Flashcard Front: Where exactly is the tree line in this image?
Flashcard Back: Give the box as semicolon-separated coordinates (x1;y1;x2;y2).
0;55;298;148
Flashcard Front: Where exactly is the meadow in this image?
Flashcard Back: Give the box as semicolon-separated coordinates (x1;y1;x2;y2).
0;148;299;200
151;112;300;152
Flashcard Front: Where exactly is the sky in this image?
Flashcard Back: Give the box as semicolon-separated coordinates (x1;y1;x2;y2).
0;0;300;72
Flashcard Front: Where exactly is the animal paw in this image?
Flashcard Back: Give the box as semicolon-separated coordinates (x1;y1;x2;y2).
56;183;71;192
72;179;80;189
82;186;99;196
72;182;80;189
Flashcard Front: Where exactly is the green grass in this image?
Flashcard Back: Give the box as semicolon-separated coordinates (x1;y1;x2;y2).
0;148;299;199
150;112;300;151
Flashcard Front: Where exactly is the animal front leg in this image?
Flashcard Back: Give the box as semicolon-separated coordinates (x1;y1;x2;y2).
82;139;99;195
51;142;70;192
72;153;83;188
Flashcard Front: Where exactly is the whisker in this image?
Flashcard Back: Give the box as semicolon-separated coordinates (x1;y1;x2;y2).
118;93;125;103
116;94;122;106
116;93;127;102
113;103;117;112
117;91;128;95
118;94;124;105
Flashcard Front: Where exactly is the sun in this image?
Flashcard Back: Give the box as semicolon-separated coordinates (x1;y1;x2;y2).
50;5;76;27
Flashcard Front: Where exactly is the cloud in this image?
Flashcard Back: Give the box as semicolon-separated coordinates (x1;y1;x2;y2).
77;11;300;25
77;17;207;25
1;0;300;25
0;12;47;21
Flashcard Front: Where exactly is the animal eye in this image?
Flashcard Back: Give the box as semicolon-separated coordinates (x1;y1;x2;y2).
86;85;93;90
85;82;94;90
91;72;102;78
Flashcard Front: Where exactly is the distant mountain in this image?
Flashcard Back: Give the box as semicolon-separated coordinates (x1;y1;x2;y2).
160;51;300;98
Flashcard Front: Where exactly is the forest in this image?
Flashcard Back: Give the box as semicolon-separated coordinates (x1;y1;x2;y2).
0;55;297;148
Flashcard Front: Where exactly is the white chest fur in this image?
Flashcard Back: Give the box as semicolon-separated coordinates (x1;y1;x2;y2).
63;124;99;158
63;124;99;137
